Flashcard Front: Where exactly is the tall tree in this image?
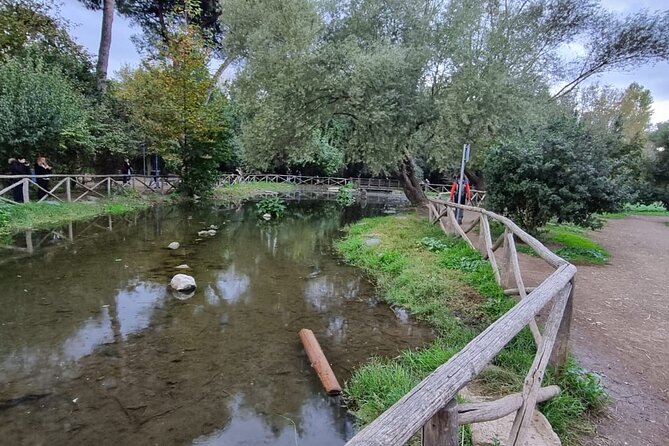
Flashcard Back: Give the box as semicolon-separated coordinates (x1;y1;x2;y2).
96;0;114;93
224;0;669;204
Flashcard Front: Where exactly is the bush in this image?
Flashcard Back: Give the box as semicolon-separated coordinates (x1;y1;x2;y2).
335;182;356;206
256;197;287;218
484;114;624;231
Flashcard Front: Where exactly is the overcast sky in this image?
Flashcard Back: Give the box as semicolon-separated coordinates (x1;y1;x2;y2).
61;0;669;123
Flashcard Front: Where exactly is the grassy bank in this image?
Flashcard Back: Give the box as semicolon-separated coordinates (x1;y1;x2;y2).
604;202;669;219
0;197;150;235
336;214;608;445
513;223;609;265
213;181;296;202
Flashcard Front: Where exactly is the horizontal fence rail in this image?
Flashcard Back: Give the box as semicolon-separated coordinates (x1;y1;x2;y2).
0;174;181;204
346;198;576;446
218;173;487;206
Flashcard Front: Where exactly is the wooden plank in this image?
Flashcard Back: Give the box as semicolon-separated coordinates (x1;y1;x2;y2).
448;204;476;249
508;283;571;445
423;399;458;446
345;264;576;446
72;178;107;201
549;278;574;371
36;178;67;202
479;215;502;285
505;230;543;346
504;287;536;296
22;178;29;203
458;385;560;425
429;199;566;268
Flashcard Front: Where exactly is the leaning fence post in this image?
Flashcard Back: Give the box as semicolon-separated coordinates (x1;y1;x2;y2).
550;278;575;371
423;398;459;446
22;178;29;203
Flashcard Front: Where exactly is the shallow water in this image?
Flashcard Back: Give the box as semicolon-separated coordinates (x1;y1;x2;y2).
0;197;433;445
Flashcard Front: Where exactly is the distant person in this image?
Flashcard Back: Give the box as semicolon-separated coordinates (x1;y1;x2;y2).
122;159;132;184
34;156;52;199
449;177;471;224
9;155;30;202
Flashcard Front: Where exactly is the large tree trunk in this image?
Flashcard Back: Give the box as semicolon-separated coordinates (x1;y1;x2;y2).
96;0;114;93
398;154;428;206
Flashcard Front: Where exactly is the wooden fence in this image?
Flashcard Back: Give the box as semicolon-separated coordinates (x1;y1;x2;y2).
218;173;487;206
0;174;181;204
345;198;576;446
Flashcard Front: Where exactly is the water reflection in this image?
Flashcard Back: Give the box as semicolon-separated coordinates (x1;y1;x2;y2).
0;197;431;445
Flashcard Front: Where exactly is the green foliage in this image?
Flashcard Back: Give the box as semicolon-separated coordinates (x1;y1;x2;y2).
335;182;356;206
623;201;669;215
256;197;287;218
484;112;624;231
0;55;88;161
114;23;232;197
338;215;607;444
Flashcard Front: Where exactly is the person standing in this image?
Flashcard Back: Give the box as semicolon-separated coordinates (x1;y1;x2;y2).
34;156;52;199
121;158;132;184
9;155;30;202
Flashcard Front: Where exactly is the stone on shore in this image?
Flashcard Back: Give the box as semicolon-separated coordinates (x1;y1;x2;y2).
167;242;180;250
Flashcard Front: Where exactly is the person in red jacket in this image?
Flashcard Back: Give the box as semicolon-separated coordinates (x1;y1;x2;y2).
449;177;471;224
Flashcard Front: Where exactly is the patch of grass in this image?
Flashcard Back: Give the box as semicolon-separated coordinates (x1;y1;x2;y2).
337;214;608;445
0;198;149;234
213;181;296;202
543;224;608;265
603;202;669;218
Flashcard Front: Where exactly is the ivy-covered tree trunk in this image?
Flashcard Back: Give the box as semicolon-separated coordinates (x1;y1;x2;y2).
398;154;427;206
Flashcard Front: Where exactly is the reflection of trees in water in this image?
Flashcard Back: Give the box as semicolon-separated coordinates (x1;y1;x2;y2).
0;200;427;445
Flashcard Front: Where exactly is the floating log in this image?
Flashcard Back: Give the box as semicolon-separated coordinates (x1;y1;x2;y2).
299;328;342;396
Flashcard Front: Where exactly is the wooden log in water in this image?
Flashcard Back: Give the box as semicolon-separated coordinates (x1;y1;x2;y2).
299;328;342;396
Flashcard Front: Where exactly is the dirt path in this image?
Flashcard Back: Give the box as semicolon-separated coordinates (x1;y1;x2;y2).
566;215;669;446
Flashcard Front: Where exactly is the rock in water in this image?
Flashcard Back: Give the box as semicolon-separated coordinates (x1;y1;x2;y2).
262;213;272;221
175;264;190;269
167;242;180;250
170;274;196;292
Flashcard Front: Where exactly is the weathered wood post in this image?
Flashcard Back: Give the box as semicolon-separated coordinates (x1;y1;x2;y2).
549;278;574;371
65;177;72;202
423;398;459;446
22;178;29;203
107;177;112;197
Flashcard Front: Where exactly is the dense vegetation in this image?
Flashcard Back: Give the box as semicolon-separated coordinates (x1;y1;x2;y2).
337;215;609;445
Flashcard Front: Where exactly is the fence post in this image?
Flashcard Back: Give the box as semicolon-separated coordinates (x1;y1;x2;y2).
22;178;29;203
423;398;459;446
65;177;72;202
107;177;112;197
550;278;574;371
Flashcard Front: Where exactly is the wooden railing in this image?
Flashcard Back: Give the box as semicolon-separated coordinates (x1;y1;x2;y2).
346;198;576;446
0;174;181;204
218;173;487;206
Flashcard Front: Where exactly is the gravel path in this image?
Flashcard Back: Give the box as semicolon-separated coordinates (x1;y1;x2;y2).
569;215;669;445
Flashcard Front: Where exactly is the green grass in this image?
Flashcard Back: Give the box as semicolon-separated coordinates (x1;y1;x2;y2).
0;198;149;234
213;181;296;202
603;202;669;218
337;214;608;445
515;223;609;265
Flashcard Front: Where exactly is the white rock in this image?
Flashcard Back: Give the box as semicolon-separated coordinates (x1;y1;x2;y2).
170;274;196;292
167;242;180;250
197;230;208;236
175;264;190;269
207;229;216;236
209;225;219;230
262;213;272;221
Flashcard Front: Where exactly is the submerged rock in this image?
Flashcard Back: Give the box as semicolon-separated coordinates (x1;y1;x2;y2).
197;229;217;237
167;242;180;250
175;264;190;270
262;213;272;221
170;274;196;292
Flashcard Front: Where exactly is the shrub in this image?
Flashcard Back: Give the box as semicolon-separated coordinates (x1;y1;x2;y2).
256;197;287;218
